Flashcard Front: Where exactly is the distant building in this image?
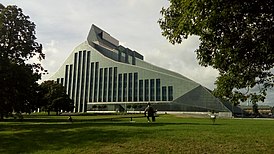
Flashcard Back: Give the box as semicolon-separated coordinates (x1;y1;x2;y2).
50;24;232;113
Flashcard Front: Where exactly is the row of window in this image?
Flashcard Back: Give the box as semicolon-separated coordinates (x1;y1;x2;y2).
56;51;174;111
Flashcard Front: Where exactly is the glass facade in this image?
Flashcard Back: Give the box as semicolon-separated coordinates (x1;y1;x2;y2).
56;51;175;106
51;24;230;113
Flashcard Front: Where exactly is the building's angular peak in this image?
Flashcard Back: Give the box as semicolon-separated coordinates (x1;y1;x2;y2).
86;24;144;63
87;24;119;50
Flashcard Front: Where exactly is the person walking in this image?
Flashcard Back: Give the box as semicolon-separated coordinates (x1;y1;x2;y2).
144;103;156;122
208;111;217;124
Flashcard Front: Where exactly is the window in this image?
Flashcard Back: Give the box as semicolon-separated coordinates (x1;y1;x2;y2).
150;79;155;101
139;80;143;101
103;68;108;102
128;73;132;102
72;53;77;100
113;67;117;102
162;86;167;101
83;51;90;111
133;73;138;101
79;50;86;111
75;51;82;111
64;65;69;92
128;55;132;64
132;56;136;65
145;79;149;101
123;73;127;102
118;51;121;62
121;52;126;61
61;78;64;86
156;79;161;101
68;64;73;98
168;86;173;101
108;67;113;102
118;74;122;102
93;62;99;102
98;68;103;102
89;62;94;102
85;51;90;103
125;52;129;63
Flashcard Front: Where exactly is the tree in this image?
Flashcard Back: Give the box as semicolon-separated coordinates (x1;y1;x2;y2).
40;81;74;115
159;0;274;104
0;4;45;120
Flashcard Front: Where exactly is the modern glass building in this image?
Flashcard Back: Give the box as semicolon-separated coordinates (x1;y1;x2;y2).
50;24;232;113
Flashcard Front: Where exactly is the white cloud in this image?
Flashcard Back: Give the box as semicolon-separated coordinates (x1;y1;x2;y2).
143;36;219;89
0;0;222;90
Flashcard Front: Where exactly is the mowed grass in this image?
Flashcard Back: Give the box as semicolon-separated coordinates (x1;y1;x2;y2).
0;114;274;154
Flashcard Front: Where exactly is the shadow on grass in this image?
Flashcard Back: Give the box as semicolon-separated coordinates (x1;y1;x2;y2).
0;122;140;154
0;116;222;153
1;117;223;126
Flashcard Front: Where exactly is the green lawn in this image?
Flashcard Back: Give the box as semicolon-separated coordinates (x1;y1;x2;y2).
0;114;274;154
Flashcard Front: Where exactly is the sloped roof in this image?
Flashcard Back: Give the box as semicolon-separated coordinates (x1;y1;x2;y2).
173;85;230;112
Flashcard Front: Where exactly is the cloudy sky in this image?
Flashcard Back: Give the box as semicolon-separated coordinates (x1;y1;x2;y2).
2;0;273;106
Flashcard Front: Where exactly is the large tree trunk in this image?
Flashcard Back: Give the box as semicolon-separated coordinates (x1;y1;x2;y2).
47;110;50;116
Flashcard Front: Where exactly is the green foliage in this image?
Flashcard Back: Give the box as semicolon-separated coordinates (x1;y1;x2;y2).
0;4;45;119
40;80;74;115
159;0;274;104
